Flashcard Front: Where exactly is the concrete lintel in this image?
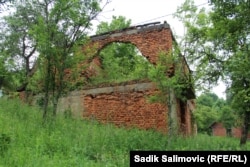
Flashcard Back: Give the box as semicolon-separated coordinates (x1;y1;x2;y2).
67;90;84;96
91;34;110;41
82;82;156;96
138;23;169;33
90;22;170;41
110;32;123;38
126;29;139;35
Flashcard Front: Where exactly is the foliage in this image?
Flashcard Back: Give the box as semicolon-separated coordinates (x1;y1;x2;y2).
175;0;250;145
208;0;250;118
194;105;218;133
193;92;237;134
0;0;109;118
0;99;249;166
30;0;105;118
148;50;194;136
174;0;218;91
196;92;218;107
149;50;194;101
89;16;152;85
1;2;39;102
220;105;236;130
0;54;12;90
96;16;131;34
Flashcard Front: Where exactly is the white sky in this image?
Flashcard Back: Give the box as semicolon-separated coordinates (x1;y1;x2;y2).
94;0;226;99
95;0;208;34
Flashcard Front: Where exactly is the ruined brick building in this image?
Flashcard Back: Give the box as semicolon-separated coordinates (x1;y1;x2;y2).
57;21;196;135
210;122;250;139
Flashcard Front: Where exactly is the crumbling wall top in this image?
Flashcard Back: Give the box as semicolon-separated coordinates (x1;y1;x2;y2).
91;21;170;41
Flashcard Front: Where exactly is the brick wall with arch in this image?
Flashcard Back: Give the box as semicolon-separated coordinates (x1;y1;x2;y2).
53;22;196;135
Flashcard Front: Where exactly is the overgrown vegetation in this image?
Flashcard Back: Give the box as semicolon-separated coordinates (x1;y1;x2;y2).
88;16;152;86
148;50;194;137
0;99;249;166
0;0;110;119
0;2;249;164
87;43;152;87
175;0;250;145
194;92;237;134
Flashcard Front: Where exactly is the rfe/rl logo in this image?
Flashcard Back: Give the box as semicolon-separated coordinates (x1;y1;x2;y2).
210;155;244;163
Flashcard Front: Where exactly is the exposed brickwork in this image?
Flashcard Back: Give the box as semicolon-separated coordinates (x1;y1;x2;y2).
83;22;173;65
83;89;168;133
231;128;250;139
21;22;196;135
211;122;227;137
211;122;250;139
232;128;242;138
74;22;195;135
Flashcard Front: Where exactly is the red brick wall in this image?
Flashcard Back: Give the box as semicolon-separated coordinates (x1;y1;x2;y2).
212;123;250;139
70;23;195;135
83;23;173;65
211;123;227;137
23;23;196;136
232;127;250;139
80;23;175;133
83;89;168;133
232;128;242;138
78;81;195;135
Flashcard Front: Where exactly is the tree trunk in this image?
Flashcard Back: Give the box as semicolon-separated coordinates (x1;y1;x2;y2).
240;112;250;145
43;90;49;120
52;52;67;117
43;59;52;120
52;97;57;117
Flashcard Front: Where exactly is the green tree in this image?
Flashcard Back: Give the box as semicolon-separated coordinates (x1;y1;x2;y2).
174;0;218;90
194;105;218;134
193;92;231;134
175;0;250;144
1;2;39;101
220;105;236;136
196;92;218;107
96;16;131;34
0;53;10;90
93;16;151;83
206;0;250;144
2;0;109;119
32;0;108;119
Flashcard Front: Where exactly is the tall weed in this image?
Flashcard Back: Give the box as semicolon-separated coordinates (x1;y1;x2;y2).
0;98;249;166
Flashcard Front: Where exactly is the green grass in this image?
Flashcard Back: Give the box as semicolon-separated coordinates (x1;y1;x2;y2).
0;98;249;166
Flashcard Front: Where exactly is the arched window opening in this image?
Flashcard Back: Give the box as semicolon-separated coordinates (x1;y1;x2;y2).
89;42;152;85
